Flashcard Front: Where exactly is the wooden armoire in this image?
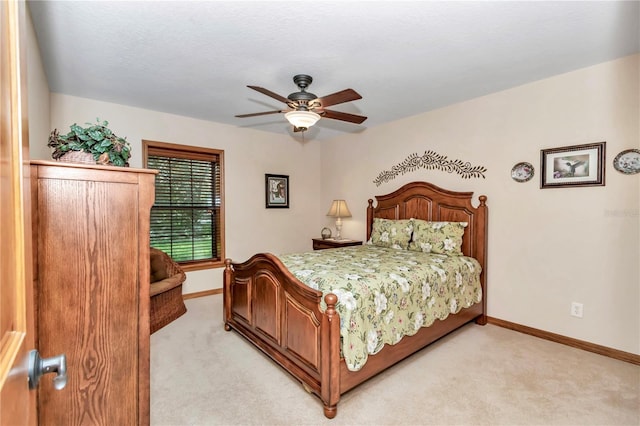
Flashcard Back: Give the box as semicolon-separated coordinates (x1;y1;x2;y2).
30;160;156;425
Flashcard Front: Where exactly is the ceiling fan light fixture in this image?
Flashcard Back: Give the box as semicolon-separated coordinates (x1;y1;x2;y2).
284;110;321;129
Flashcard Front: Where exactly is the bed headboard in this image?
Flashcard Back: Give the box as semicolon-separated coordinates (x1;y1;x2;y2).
366;181;488;268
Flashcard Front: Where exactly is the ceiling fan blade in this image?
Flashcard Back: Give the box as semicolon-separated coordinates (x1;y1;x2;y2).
235;110;285;118
315;89;362;108
247;86;291;104
321;109;368;124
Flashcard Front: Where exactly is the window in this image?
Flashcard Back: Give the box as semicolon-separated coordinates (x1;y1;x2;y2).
143;140;224;270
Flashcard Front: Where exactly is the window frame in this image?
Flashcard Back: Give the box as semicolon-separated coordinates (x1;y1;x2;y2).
143;140;225;271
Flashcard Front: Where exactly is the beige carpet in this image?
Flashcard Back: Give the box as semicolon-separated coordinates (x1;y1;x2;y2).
151;296;639;425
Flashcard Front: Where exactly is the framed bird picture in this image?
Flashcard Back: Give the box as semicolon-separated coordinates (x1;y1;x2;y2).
265;174;289;208
540;142;605;188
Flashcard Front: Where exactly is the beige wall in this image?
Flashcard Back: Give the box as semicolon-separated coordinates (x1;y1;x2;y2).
26;5;50;158
321;54;640;355
46;94;323;294
27;0;638;354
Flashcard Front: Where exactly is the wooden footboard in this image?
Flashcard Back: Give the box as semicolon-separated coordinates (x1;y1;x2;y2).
223;254;341;418
224;255;485;419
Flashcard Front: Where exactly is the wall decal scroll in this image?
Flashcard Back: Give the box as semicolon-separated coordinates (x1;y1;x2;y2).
373;150;487;186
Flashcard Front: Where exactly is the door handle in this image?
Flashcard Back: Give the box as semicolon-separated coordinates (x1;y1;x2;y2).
28;350;67;390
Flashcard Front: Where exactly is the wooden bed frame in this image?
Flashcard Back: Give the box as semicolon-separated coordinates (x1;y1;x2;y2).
223;181;488;418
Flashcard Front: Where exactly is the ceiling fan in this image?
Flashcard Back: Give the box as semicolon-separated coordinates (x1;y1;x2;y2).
235;74;367;132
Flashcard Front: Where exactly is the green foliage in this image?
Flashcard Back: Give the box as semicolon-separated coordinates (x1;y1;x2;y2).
47;119;131;167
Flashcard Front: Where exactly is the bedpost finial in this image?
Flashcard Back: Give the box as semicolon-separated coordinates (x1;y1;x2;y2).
224;258;232;269
479;195;487;206
367;199;374;208
325;293;338;309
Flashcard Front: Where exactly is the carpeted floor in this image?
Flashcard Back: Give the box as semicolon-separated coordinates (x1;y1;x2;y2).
151;296;639;425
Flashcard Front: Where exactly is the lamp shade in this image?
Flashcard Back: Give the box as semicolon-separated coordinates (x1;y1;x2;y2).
326;200;352;218
285;110;321;129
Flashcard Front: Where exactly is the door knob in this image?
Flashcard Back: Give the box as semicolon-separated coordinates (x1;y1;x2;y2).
28;350;67;390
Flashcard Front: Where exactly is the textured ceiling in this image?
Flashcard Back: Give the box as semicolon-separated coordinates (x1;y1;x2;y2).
28;1;639;141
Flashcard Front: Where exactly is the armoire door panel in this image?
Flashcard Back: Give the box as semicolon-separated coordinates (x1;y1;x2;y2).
31;161;156;425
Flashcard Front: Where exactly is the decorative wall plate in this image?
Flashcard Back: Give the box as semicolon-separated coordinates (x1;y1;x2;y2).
613;149;640;174
511;162;534;182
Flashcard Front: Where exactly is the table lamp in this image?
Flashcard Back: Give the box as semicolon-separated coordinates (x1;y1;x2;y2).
326;200;352;240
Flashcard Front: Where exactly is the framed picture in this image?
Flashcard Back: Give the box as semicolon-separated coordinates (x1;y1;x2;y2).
265;174;289;208
540;142;606;188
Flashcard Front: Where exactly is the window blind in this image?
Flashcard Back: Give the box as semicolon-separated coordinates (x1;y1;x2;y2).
147;147;222;263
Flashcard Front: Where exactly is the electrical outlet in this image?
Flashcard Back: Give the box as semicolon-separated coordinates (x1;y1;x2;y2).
570;302;584;318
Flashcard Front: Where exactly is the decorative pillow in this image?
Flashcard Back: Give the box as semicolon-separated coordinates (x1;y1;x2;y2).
408;220;467;256
150;251;169;282
369;218;413;250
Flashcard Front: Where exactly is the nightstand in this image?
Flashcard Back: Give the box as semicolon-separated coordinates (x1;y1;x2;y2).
312;238;363;250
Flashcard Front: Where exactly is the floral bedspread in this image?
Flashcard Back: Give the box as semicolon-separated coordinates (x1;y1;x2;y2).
277;245;482;371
